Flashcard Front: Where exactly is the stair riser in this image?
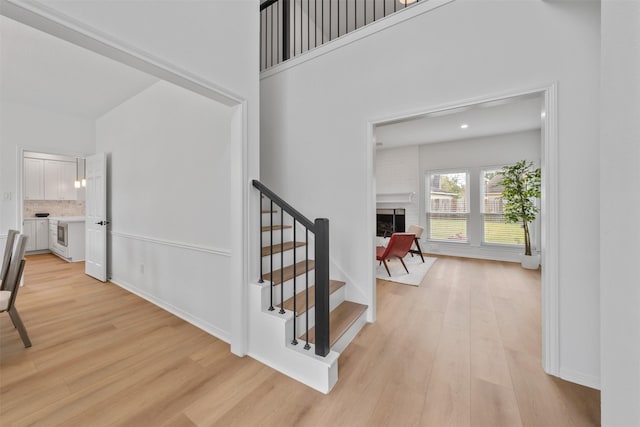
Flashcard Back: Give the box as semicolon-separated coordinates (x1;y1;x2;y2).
260;229;293;246
331;308;368;354
293;286;346;335
261;223;316;244
267;278;314;307
261;246;312;273
261;211;282;225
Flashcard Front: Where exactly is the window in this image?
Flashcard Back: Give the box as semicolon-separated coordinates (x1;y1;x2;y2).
426;171;468;242
482;168;524;245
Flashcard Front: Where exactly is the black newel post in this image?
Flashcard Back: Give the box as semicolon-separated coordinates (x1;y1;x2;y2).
314;218;330;357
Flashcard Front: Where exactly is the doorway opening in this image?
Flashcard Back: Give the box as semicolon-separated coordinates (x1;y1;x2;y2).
1;6;248;352
369;86;559;376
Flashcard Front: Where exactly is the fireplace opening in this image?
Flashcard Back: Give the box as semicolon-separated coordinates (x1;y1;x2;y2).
376;208;405;237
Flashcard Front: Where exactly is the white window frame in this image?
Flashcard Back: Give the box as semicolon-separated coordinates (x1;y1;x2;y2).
425;169;470;244
480;166;525;248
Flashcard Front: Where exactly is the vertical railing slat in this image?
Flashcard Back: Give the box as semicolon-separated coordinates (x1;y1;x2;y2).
283;0;290;61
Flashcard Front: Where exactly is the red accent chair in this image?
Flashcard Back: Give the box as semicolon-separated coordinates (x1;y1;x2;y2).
376;232;416;277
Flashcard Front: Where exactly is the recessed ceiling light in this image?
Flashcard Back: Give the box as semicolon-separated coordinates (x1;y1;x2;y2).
460;124;469;129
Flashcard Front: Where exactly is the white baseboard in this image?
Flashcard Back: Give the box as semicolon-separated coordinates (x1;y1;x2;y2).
559;367;601;390
109;277;231;344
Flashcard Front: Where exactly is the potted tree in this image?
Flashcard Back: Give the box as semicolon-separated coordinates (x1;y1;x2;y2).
499;160;541;269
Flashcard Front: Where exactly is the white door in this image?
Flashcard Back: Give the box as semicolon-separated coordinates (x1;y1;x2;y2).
85;153;108;282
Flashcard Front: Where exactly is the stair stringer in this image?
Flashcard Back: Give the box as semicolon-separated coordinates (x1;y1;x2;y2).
247;281;339;394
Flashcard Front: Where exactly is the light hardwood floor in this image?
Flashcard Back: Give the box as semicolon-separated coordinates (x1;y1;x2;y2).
0;253;599;426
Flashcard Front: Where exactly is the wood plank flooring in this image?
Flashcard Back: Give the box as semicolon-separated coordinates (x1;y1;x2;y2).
0;253;600;426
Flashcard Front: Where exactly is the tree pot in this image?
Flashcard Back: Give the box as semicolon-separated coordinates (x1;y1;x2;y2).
520;254;540;270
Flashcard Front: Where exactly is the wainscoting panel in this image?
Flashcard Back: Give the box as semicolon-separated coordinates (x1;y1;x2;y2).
109;231;232;342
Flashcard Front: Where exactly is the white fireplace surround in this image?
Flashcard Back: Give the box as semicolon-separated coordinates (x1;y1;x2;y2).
376;192;415;204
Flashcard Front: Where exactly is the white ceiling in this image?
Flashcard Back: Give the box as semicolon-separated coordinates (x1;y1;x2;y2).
0;16;158;119
374;93;544;149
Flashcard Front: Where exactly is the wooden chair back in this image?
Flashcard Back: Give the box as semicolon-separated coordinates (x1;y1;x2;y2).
1;230;19;289
2;234;28;310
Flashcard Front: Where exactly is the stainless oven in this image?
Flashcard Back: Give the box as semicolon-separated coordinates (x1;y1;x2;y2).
57;223;68;247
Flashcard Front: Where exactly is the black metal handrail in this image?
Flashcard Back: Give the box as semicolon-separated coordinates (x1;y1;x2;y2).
253;180;315;230
260;0;424;71
253;179;330;357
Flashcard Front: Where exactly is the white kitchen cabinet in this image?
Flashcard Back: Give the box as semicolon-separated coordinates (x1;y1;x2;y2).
23;220;36;252
44;160;78;200
23;219;49;252
60;161;77;200
35;219;49;250
24;158;45;200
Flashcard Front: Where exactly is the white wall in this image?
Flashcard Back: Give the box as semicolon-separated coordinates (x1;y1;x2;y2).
375;145;420;227
261;0;601;387
413;130;539;261
96;80;233;339
600;1;640;425
0;101;96;235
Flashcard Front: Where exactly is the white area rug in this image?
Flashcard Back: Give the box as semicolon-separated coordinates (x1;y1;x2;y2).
376;255;437;286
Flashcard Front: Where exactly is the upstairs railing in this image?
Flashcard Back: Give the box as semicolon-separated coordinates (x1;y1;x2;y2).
260;0;426;71
253;180;330;357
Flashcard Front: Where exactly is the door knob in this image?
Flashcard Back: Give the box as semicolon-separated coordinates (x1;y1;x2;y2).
96;220;111;226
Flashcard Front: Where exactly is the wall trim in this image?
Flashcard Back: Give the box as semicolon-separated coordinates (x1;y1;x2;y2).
110;230;231;257
559;367;601;391
367;82;561;379
260;0;455;80
109;277;230;344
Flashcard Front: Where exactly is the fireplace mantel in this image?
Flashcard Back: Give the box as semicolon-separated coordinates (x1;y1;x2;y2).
376;192;415;204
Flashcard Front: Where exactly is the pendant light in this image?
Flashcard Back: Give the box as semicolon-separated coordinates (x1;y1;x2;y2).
74;158;81;189
81;158;86;187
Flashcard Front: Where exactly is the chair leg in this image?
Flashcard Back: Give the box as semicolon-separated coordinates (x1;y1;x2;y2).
414;238;425;263
8;307;31;348
398;257;410;274
382;259;391;277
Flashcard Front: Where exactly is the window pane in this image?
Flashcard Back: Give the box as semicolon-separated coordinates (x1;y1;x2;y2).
429;213;468;242
482;170;524;245
483;169;504;214
429;172;467;213
484;213;524;245
427;171;468;242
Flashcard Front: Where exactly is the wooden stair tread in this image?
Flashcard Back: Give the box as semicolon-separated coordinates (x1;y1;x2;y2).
261;225;292;232
262;260;315;286
261;241;306;257
282;280;346;315
301;301;368;348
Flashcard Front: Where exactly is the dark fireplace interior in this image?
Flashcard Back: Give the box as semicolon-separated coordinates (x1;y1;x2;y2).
376;208;406;237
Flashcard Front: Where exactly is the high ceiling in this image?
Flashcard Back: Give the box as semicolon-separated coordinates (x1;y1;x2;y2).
375;93;544;149
0;16;158;119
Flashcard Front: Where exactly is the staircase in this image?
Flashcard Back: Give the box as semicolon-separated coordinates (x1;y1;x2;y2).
248;180;368;393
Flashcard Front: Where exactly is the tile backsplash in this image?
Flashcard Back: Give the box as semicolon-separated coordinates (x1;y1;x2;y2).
24;200;85;218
